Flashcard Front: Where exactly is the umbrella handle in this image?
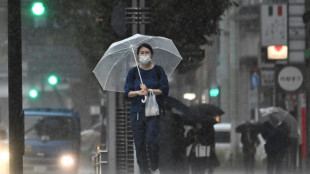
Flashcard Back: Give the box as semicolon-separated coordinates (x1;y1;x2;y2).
141;96;147;103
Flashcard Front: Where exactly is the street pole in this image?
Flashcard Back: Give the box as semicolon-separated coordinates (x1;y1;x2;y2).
229;6;239;166
8;0;24;174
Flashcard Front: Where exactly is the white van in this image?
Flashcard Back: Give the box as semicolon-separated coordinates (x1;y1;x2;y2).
214;123;266;167
213;123;234;166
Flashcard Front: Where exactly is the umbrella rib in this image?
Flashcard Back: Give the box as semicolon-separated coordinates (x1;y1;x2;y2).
153;47;182;58
130;36;154;47
102;48;129;59
103;51;131;89
102;36;152;58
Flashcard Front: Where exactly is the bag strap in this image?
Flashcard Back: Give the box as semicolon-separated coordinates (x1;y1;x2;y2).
132;65;161;80
148;89;154;96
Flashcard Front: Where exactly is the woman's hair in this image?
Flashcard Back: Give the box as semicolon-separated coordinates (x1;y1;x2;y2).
137;43;153;55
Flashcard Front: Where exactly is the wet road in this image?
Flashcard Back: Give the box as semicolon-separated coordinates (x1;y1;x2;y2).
78;162;94;174
77;167;267;174
78;168;94;174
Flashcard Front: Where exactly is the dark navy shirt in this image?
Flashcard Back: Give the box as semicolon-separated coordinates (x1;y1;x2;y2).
124;65;169;113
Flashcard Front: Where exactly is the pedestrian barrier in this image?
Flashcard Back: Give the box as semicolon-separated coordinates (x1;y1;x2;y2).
92;145;108;174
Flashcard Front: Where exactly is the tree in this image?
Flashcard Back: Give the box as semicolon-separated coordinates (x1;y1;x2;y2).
28;0;235;72
37;0;123;70
149;0;236;73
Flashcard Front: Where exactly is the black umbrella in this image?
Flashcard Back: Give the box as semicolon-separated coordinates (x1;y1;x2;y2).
190;103;224;117
165;96;193;116
187;103;225;123
236;121;261;133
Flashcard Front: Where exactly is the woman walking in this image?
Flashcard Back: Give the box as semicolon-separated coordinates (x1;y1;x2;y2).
124;43;169;174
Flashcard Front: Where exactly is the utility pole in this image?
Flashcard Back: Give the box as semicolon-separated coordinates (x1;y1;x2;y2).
8;0;24;174
229;6;239;166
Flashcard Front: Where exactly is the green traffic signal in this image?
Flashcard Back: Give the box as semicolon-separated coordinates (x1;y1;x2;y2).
209;88;219;97
31;2;45;16
48;75;58;86
29;89;39;99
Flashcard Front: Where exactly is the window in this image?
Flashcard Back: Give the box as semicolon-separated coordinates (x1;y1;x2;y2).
215;131;231;143
25;115;75;140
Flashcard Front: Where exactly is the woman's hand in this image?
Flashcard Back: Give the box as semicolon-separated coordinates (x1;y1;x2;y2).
128;89;147;98
136;89;148;96
140;84;148;91
139;84;148;96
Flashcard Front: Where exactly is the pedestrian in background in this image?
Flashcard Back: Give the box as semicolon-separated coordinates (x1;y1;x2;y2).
236;121;260;174
261;117;290;174
124;43;169;174
186;117;220;174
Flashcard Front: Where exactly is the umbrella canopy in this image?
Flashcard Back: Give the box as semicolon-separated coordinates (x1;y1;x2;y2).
190;103;224;117
93;34;183;92
259;107;299;138
165;96;192;116
188;103;224;123
236;121;261;133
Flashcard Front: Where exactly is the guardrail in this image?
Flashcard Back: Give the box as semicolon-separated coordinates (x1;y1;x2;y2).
92;145;108;174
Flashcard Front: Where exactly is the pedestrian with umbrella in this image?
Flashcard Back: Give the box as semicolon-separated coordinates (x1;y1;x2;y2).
185;103;224;174
93;34;182;174
124;43;169;174
236;121;261;174
259;107;296;174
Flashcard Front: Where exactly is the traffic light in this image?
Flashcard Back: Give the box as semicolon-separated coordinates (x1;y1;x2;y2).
28;88;39;99
47;75;58;86
31;2;45;16
209;88;219;97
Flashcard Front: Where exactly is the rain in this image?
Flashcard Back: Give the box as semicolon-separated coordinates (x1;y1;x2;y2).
0;0;310;174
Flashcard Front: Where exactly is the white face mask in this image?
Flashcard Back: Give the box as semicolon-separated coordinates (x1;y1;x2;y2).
139;55;151;65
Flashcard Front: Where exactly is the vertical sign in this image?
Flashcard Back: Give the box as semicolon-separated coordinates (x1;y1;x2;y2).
261;4;288;46
288;0;306;63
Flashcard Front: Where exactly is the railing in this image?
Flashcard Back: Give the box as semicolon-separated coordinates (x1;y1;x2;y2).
92;145;108;174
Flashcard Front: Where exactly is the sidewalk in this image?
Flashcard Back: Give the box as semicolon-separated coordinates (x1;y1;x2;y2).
213;168;265;174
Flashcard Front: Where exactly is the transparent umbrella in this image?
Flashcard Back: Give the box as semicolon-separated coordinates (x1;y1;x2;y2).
259;107;299;138
93;34;183;93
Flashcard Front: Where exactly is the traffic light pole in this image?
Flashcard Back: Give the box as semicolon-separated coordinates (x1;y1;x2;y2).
8;0;24;174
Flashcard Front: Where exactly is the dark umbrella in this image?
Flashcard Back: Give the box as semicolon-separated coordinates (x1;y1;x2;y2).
165;96;193;116
188;103;225;123
165;96;198;125
190;103;224;116
236;121;261;133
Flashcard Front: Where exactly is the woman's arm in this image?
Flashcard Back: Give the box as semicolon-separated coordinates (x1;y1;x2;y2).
128;90;148;98
140;84;163;95
148;89;162;95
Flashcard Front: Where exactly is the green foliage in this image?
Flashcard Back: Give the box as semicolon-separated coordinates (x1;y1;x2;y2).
26;0;235;73
149;0;236;73
41;0;122;70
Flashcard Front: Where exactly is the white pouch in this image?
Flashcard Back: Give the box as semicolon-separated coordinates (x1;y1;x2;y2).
194;144;210;157
145;89;159;116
